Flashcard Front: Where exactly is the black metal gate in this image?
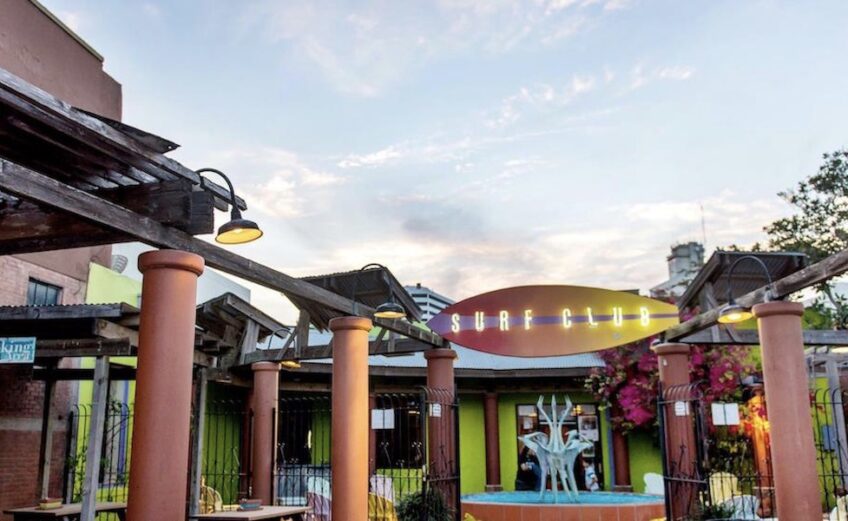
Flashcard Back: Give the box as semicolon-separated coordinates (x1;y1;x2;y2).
658;383;776;520
275;388;460;521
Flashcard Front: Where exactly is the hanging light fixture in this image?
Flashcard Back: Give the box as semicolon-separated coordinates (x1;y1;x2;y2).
266;326;300;369
197;168;263;245
351;263;407;320
716;255;773;325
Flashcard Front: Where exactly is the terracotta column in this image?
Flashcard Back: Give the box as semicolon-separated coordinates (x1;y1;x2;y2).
251;362;281;505
483;392;502;491
424;348;457;476
611;425;632;492
754;301;820;521
330;317;372;521
127;250;204;521
653;342;695;519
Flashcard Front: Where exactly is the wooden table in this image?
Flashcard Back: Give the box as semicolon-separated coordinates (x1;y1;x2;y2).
3;502;126;521
189;506;310;521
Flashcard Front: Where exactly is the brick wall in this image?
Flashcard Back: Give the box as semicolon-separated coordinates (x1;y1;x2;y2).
0;256;84;513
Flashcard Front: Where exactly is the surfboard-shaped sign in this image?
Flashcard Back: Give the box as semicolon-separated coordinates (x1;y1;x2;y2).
426;285;679;357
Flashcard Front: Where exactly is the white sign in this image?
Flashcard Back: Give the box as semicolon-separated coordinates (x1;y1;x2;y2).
578;416;599;442
711;402;741;426
0;337;36;364
371;409;395;430
674;401;690;417
429;403;442;418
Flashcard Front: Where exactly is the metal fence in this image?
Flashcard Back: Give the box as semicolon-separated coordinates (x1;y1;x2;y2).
658;383;776;520
275;389;460;521
63;401;134;506
201;399;252;505
812;387;848;519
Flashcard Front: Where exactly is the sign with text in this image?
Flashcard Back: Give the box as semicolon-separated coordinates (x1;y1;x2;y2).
426;285;679;357
0;337;36;364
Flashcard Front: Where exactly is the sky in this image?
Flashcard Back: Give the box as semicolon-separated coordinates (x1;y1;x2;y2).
42;0;848;323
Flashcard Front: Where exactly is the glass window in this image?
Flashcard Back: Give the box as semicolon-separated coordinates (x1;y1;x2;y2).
27;279;62;306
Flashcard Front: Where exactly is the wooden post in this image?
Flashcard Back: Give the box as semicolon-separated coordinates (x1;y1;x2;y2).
37;376;57;499
81;356;109;521
189;369;208;516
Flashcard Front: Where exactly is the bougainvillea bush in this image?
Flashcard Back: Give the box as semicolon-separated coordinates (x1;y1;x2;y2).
585;339;755;433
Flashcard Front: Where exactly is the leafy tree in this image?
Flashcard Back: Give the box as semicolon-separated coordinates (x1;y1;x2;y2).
766;149;848;327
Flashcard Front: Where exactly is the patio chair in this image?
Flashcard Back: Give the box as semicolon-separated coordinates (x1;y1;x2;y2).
199;478;223;514
306;476;332;521
643;472;665;495
830;496;848;521
708;472;740;504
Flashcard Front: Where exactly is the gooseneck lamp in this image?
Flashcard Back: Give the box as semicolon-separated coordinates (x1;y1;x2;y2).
196;168;263;245
717;255;774;325
351;263;408;320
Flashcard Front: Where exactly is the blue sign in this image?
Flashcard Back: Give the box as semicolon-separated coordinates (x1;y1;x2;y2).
0;337;36;364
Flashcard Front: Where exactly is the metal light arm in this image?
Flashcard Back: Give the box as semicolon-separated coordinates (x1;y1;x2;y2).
196;167;242;219
725;255;774;305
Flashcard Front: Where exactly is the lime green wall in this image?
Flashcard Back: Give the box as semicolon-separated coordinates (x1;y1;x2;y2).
458;394;486;494
496;392;603;492
85;262;142;307
627;430;662;493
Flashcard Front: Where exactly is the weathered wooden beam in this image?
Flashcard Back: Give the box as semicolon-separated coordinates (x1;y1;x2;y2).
0;160;445;348
35;338;134;358
33;366;136;381
94;319;139;346
667;246;848;340
80;356;108;521
0;68;245;208
0;302;134;320
680;328;848;346
242;337;435;364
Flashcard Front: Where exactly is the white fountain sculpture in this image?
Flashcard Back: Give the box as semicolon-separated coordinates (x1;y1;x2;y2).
518;395;594;503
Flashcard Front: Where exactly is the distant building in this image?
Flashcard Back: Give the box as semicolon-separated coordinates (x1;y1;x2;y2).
405;283;455;321
650;242;705;300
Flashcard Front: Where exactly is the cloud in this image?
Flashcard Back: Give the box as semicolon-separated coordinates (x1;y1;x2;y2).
55;10;85;32
233;0;628;96
486;75;597;128
142;3;161;17
337;146;403;168
209;147;345;219
630;64;696;90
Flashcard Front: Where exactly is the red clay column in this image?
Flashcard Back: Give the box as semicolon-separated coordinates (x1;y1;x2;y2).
754;301;820;521
483;392;502;491
424;348;457;477
653;342;695;519
127;250;204;521
251;362;281;505
330;317;372;521
612;424;632;492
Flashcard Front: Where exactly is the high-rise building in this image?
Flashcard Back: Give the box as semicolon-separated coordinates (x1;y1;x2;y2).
650;242;705;299
405;283;455;321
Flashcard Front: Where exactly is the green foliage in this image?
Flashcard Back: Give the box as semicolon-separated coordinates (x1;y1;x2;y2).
697;501;735;520
396;489;453;521
765;149;848;328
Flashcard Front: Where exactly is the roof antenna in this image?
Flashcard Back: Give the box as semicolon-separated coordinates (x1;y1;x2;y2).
700;203;708;249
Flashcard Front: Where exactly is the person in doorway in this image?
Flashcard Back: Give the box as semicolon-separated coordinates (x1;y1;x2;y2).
515;446;542;491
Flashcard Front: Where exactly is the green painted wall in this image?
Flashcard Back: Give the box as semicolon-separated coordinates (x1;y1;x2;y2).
458;394;486;494
85;262;142;307
627;430;662;493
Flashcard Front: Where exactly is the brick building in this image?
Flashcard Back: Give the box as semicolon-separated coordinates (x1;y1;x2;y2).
0;0;122;512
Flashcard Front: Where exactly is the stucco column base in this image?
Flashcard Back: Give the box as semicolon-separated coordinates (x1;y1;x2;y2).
754;301;821;521
424;348;457;478
251;361;281;505
127;250;204;521
330;316;372;521
652;342;695;520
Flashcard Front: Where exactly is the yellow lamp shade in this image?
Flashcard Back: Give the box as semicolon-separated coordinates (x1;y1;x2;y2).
717;303;754;324
215;218;263;244
374;301;406;320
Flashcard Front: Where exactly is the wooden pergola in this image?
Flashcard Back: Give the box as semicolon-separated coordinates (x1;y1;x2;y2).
0;67;445;353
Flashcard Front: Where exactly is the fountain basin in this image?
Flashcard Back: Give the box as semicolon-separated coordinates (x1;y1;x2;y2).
462;491;665;521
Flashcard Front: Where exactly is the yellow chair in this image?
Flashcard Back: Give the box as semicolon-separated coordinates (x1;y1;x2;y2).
368;493;398;521
708;472;740;504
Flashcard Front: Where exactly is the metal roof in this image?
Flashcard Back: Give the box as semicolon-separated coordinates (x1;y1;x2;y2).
677;250;808;310
287;267;423;331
